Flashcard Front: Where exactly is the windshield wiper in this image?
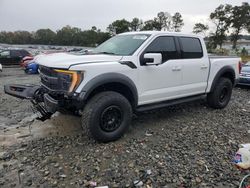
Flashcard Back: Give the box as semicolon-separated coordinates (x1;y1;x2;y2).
96;51;116;55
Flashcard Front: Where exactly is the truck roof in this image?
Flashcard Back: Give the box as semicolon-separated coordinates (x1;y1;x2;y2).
119;31;202;39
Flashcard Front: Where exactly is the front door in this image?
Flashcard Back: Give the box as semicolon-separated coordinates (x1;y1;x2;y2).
138;36;183;105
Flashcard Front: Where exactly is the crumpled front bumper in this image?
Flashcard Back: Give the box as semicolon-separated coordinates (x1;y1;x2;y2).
4;84;54;121
4;84;84;121
4;84;41;100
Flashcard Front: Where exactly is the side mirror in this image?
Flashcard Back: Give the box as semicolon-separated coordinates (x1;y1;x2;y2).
84;49;93;54
143;53;162;65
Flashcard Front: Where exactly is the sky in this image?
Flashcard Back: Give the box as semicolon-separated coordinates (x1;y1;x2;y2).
0;0;245;34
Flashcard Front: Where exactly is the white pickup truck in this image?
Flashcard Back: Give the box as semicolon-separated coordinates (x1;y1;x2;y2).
5;31;241;142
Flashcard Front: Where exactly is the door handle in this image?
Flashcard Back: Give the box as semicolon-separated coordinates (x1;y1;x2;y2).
172;66;181;71
201;65;208;69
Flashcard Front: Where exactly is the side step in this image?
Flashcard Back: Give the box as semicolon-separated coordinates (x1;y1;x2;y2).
136;94;206;112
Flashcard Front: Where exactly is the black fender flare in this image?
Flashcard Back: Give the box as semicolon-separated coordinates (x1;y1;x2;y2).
210;66;236;92
79;73;138;107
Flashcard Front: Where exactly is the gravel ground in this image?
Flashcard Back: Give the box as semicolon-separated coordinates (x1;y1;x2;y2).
0;68;250;188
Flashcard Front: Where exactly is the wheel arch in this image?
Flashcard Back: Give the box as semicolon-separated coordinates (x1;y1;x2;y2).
79;73;138;109
210;66;235;92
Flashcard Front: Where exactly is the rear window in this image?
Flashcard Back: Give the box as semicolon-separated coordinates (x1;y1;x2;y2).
179;37;203;59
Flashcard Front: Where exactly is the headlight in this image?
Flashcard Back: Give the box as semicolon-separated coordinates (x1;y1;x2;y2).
54;69;84;92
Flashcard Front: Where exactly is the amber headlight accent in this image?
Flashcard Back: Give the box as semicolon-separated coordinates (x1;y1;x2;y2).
54;69;84;92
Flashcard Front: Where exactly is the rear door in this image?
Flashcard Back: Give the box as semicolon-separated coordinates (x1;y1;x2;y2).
178;37;209;96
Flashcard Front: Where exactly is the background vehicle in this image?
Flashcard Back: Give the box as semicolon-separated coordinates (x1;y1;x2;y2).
5;31;240;142
24;60;39;74
20;56;34;68
238;61;250;86
0;49;31;66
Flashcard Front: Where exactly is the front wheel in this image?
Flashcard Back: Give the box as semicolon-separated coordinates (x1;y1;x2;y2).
207;77;233;109
81;91;132;142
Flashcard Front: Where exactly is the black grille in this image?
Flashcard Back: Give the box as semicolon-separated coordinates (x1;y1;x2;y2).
39;66;71;92
39;66;58;77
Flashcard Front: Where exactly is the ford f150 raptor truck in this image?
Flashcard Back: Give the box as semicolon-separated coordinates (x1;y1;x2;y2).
4;31;241;142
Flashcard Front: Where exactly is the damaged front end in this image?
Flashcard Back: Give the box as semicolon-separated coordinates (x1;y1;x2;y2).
4;84;53;121
4;66;84;121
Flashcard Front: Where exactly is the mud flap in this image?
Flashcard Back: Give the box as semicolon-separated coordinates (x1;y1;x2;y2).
4;84;41;99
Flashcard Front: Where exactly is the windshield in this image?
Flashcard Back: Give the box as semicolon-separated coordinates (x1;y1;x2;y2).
93;34;151;56
0;50;10;57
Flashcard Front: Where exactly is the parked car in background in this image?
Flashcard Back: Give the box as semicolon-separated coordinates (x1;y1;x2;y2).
238;61;250;86
24;60;39;74
0;49;31;66
20;56;34;68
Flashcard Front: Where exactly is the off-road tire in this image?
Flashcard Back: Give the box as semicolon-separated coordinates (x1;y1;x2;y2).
81;91;132;142
207;77;233;109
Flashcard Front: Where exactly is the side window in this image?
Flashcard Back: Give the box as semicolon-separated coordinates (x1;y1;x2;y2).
0;51;10;57
144;36;178;63
11;50;22;57
20;50;29;57
179;37;203;59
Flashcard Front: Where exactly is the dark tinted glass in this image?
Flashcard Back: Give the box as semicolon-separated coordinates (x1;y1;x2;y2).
144;36;178;62
11;50;22;57
179;37;203;58
11;50;29;57
20;50;29;57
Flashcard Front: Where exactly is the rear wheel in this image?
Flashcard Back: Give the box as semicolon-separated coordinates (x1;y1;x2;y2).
81;91;132;142
207;77;233;109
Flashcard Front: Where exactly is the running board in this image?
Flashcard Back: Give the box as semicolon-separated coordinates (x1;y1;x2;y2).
136;94;206;112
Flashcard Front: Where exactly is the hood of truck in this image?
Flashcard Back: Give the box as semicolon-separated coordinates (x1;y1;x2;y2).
35;53;123;69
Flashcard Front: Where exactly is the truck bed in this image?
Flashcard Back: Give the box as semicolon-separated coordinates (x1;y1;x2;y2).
208;55;238;59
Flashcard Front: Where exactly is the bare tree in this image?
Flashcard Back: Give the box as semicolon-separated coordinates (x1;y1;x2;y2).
193;23;209;36
171;12;184;32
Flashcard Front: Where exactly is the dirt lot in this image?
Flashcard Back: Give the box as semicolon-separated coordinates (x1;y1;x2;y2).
0;67;250;188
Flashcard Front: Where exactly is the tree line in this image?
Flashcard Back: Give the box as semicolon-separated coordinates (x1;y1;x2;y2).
0;11;183;47
0;2;249;49
193;2;250;49
0;26;110;47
